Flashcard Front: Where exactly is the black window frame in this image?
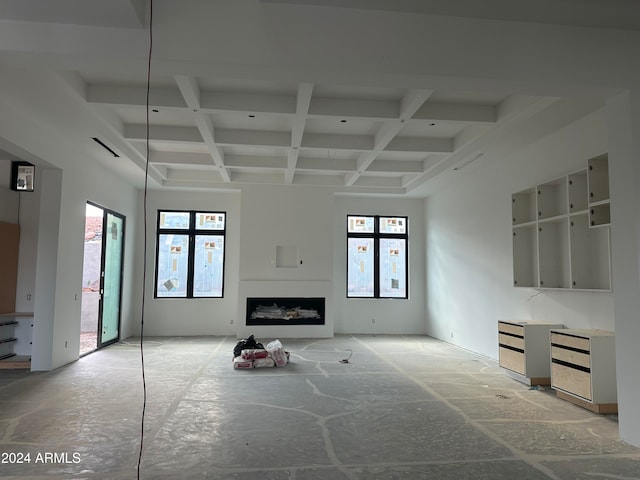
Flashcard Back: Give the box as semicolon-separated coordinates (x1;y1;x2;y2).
346;214;409;299
154;209;227;298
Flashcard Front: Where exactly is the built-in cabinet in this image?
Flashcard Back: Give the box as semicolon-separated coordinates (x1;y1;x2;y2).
512;153;611;290
0;312;32;369
550;328;617;413
0;221;32;369
498;320;564;385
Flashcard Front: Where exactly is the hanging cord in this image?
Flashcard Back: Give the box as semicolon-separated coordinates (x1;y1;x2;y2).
137;0;153;478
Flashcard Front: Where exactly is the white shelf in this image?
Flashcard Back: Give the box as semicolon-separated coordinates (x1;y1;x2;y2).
568;169;588;213
511;154;611;291
512;225;538;287
537;177;568;220
569;215;611;290
588;154;610;227
512;188;537;225
538;219;571;289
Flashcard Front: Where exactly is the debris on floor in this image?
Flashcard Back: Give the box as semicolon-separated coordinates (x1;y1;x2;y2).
232;335;289;369
339;349;352;363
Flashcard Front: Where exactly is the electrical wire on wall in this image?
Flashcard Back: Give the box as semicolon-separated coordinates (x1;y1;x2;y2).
137;0;153;478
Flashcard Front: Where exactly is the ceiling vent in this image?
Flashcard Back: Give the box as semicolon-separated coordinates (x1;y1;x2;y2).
91;137;119;158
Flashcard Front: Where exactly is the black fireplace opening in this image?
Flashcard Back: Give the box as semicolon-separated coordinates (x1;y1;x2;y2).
246;297;325;325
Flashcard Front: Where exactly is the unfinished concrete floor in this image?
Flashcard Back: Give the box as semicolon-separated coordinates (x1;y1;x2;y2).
1;335;639;479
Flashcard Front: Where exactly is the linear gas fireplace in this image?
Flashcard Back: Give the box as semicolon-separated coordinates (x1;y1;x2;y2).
246;297;325;326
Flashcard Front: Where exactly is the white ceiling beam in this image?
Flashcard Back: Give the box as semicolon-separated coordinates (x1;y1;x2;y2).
165;169;227;183
150;151;213;166
175;75;231;182
400;90;435;120
367;160;424;173
286;149;298;183
286;83;313;184
296;157;357;172
174;76;201;109
385;137;454;153
216;129;291;147
124;124;203;143
51;72;164;187
292;174;347;186
412;102;497;123
224;155;287;169
345;89;433;186
87;84;186;108
308;97;398;119
404;96;559;193
200;91;296;115
301;133;372;150
353;176;403;188
229;171;286;185
291;84;313;148
193;115;231;182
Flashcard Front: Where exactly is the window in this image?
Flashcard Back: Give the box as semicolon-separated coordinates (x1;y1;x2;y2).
155;210;226;298
347;215;408;298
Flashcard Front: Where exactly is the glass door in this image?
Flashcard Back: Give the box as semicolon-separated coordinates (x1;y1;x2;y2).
99;211;125;347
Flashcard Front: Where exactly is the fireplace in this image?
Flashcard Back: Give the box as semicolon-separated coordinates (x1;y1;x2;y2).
246;297;325;326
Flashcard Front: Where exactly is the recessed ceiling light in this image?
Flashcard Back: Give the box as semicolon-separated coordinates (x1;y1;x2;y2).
340;119;347;123
248;114;255;118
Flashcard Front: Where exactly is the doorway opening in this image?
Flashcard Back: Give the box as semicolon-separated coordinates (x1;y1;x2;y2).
80;202;125;356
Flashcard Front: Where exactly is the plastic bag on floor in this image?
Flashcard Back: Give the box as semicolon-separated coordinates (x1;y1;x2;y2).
266;339;288;367
253;357;275;368
233;356;253;369
241;348;269;360
233;335;264;358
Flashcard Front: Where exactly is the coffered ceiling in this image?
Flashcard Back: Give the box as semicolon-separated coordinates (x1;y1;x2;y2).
85;73;515;193
0;0;633;196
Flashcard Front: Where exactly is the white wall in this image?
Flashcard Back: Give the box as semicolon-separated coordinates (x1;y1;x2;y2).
333;195;426;335
0;160;19;223
607;91;640;449
141;185;335;339
143;185;425;339
0;71;140;369
140;188;241;336
425;107;613;359
236;185;335;338
239;185;334;281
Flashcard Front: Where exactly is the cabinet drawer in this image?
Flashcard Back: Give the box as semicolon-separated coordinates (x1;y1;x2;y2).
499;333;525;350
551;332;590;351
498;322;524;336
552;363;592;400
499;346;525;375
551;346;591;369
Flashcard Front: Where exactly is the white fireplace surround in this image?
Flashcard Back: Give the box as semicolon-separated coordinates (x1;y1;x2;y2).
237;280;333;339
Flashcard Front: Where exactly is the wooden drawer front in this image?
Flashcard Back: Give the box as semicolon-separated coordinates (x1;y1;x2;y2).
499;322;524;336
551;346;591;369
551;332;590;351
499;346;525;375
499;333;525;350
552;363;592;400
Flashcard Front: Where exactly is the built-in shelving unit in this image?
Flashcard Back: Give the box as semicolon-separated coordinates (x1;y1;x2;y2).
0;312;33;369
550;328;616;414
498;320;565;385
512;153;611;291
588;154;610;227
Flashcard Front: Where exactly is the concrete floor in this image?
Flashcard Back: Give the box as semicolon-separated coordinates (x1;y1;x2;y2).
1;335;638;479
